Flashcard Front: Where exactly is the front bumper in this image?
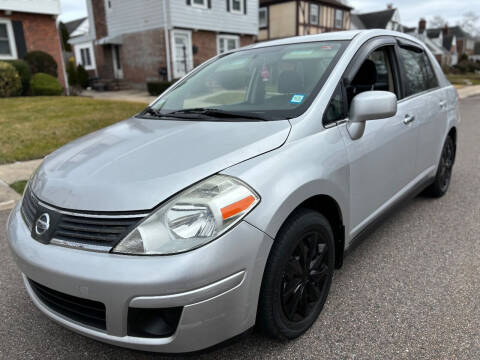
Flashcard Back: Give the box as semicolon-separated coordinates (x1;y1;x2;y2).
7;203;273;353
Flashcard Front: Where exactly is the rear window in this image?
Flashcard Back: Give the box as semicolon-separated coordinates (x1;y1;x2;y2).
398;47;438;97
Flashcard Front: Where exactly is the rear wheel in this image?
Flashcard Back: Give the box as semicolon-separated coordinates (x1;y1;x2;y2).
425;136;455;198
257;209;335;339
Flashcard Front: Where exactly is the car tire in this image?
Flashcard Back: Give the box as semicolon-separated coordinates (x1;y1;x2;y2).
257;208;335;340
425;135;456;198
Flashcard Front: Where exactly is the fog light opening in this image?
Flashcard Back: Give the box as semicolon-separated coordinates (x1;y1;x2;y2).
128;307;183;338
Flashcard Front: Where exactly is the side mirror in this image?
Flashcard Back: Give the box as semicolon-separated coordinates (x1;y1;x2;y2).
347;91;398;140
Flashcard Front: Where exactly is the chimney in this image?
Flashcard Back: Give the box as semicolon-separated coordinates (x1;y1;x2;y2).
443;23;449;35
419;18;426;34
387;4;393;9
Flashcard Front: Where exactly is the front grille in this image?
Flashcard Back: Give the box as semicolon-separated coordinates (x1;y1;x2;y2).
29;279;106;330
21;186;39;229
53;215;142;249
21;187;145;251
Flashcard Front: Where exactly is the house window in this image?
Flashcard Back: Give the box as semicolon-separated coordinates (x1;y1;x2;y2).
0;19;17;60
75;43;96;71
335;9;343;28
310;4;319;25
230;0;243;14
259;7;268;28
80;48;92;67
192;0;207;9
217;35;239;54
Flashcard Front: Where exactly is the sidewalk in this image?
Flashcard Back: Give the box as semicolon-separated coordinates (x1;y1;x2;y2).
457;85;480;99
0;159;42;211
81;89;156;104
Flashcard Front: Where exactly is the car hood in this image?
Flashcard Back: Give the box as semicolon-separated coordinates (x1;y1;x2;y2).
31;117;291;212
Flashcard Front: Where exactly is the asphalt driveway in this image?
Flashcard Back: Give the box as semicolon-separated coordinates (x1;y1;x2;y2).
1;97;479;360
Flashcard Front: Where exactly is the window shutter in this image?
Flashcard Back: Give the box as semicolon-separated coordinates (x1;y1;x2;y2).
208;0;212;8
12;21;27;59
244;0;247;14
226;0;230;12
186;0;191;5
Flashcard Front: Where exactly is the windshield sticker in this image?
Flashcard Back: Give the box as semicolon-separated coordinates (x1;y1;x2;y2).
290;94;305;104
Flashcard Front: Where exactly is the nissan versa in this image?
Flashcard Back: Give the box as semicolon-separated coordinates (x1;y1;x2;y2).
7;30;458;353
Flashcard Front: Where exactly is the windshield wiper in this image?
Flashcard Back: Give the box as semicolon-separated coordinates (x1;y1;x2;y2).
166;108;269;121
140;106;197;119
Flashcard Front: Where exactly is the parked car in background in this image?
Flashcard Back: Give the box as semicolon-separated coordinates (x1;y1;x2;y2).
7;30;458;353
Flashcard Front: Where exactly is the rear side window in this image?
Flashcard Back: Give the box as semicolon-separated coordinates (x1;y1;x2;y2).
398;47;438;97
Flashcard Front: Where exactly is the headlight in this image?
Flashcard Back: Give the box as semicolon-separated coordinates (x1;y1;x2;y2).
113;175;260;255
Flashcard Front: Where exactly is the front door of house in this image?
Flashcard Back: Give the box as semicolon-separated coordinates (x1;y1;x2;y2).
172;30;193;79
112;45;123;79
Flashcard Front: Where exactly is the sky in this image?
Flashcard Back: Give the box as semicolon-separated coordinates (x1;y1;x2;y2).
59;0;480;28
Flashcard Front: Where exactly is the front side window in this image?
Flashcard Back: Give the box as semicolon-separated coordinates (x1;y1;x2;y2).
310;4;319;25
398;47;438;97
259;7;268;28
347;46;399;105
230;0;243;14
218;35;239;54
148;41;347;121
335;10;343;28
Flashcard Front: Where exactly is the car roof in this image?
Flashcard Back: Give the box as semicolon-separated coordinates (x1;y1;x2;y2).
241;29;424;50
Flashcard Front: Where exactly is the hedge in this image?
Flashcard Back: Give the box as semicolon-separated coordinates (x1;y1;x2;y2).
0;61;22;97
24;51;58;77
6;60;31;95
30;73;63;96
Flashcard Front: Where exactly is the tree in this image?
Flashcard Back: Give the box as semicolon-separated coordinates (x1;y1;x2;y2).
429;15;447;28
60;22;72;52
457;11;480;37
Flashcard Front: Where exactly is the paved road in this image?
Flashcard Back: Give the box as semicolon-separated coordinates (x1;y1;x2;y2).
1;97;479;360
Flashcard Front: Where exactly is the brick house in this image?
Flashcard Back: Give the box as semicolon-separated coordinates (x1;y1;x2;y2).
0;0;66;87
78;0;258;88
258;0;352;42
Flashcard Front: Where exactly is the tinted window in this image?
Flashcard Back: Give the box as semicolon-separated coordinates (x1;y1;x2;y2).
398;47;438;97
323;85;346;125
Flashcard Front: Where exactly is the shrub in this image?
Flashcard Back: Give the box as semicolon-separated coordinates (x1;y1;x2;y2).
24;51;58;77
147;81;174;96
66;59;78;86
0;61;22;97
30;73;63;96
6;60;31;95
77;64;90;88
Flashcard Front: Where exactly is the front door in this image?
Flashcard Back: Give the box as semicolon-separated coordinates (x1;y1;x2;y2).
340;43;418;239
112;45;123;79
171;30;193;79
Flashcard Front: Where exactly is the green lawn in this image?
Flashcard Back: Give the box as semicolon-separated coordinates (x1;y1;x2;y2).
446;73;480;86
0;97;146;164
10;180;28;194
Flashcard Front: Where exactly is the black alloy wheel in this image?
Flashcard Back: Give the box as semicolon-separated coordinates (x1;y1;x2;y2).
257;209;335;339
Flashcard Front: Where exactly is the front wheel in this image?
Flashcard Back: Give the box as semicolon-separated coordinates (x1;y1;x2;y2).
425;136;456;198
257;209;335;340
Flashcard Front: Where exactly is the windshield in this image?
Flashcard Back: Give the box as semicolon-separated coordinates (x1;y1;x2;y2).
146;41;347;121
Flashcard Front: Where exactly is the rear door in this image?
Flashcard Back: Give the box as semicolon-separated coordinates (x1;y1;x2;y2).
396;40;447;176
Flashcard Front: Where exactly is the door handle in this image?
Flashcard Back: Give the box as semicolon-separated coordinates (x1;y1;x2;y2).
439;100;447;109
403;114;415;125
